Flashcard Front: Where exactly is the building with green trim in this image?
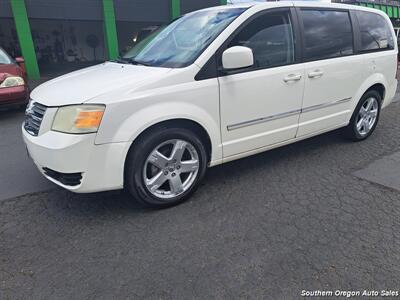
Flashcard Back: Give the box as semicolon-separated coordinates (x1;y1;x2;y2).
0;0;227;80
334;0;400;23
0;0;397;80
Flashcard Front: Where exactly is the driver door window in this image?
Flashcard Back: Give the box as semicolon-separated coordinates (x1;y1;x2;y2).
228;11;295;69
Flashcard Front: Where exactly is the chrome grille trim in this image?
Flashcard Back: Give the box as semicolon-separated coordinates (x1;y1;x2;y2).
24;101;47;136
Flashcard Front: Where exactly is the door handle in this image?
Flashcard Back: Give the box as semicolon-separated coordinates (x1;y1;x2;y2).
283;74;302;83
308;70;324;78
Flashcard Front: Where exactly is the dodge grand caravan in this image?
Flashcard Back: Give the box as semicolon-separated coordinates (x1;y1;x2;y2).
23;2;398;208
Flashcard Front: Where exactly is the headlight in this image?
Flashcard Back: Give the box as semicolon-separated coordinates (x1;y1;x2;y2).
0;76;25;88
52;105;105;134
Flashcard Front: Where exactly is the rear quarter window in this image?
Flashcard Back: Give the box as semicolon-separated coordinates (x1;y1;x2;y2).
356;11;394;51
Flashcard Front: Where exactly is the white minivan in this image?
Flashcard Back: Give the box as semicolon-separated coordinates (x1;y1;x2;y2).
23;2;398;208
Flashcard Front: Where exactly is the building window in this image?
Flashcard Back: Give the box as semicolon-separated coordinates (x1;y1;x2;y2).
29;19;106;75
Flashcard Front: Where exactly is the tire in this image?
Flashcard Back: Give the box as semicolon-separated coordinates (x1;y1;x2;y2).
125;126;208;208
343;90;381;141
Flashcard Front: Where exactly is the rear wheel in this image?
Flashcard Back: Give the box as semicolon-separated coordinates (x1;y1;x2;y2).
344;90;381;141
125;127;208;208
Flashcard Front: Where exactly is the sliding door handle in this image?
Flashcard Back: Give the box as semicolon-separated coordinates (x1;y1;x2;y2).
308;70;324;78
283;74;302;83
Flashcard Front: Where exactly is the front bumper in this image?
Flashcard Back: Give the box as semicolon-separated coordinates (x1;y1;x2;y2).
22;128;130;193
0;85;29;106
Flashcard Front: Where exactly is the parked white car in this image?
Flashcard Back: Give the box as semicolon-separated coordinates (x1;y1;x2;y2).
23;2;398;208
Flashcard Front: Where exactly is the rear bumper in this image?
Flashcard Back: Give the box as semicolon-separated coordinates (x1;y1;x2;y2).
382;79;398;109
22;127;130;193
0;85;29;106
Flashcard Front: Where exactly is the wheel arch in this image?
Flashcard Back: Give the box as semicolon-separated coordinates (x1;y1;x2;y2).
128;118;213;163
365;83;386;103
351;74;388;114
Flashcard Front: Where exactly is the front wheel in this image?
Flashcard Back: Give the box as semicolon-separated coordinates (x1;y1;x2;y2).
125;127;208;208
344;90;381;141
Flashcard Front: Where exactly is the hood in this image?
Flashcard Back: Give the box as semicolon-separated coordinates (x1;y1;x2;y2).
31;62;173;106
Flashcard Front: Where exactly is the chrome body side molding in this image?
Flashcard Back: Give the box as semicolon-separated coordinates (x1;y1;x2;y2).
227;97;352;131
227;109;301;131
301;97;352;113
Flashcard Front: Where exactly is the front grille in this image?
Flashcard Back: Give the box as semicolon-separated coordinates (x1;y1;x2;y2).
43;167;83;186
24;101;47;136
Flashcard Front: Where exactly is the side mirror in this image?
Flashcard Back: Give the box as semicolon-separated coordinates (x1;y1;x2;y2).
222;46;254;70
15;57;26;76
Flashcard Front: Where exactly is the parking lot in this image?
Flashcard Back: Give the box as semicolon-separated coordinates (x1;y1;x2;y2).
1;91;400;299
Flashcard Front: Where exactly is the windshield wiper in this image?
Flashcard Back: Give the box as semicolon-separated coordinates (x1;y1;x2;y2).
111;56;152;67
127;58;152;67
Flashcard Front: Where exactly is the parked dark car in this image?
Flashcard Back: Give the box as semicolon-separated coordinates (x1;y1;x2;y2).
0;47;29;109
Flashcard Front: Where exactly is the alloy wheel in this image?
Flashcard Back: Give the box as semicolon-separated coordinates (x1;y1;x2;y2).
355;97;379;136
143;139;200;200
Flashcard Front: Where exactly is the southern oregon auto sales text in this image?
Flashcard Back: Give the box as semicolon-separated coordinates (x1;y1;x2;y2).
301;290;399;297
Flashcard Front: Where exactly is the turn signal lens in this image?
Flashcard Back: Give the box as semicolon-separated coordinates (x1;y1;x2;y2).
75;111;104;129
52;105;105;134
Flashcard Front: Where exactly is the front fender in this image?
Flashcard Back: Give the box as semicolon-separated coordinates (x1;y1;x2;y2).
96;101;223;164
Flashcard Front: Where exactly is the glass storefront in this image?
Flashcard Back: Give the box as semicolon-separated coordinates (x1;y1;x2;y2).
29;19;106;75
113;0;170;56
116;21;163;55
0;18;21;58
1;0;225;79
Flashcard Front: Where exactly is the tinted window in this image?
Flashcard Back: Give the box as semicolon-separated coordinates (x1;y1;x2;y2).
356;11;394;51
301;10;353;61
228;11;295;68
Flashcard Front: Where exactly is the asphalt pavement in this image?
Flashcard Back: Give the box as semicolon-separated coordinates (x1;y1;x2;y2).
0;108;53;201
1;93;400;299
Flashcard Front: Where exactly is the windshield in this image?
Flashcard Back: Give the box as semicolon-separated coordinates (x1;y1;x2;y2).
122;7;247;68
0;48;13;65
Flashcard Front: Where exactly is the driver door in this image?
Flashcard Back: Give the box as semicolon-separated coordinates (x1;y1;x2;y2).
218;8;305;158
